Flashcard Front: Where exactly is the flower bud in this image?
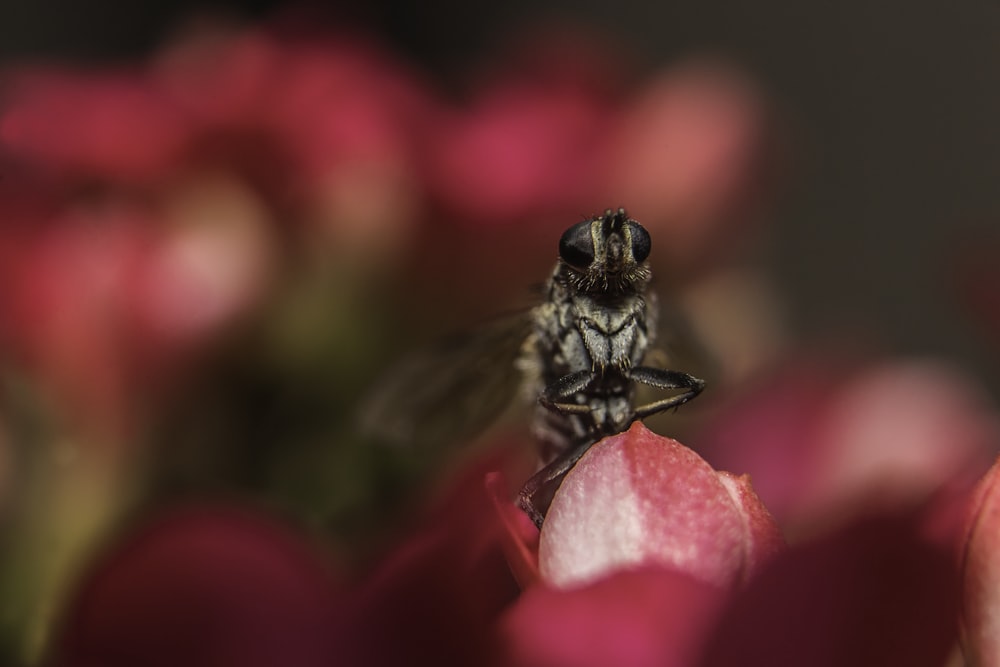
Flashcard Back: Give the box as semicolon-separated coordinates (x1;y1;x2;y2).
539;421;782;589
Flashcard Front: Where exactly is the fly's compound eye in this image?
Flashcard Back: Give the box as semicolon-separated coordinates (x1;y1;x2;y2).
628;222;651;263
559;220;596;268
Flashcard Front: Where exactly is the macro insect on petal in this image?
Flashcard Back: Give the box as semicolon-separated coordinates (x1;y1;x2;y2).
518;208;704;527
360;208;704;528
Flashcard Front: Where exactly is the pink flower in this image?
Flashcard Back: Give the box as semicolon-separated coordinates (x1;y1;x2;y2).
0;68;189;182
601;61;776;274
45;426;969;666
538;422;783;589
47;505;342;667
152;26;430;257
499;567;725;667
961;456;1000;665
425;86;613;226
700;510;961;667
697;354;997;537
0;182;275;434
336;448;521;667
495;423;961;666
45;446;524;667
490;425;779;664
501;512;960;667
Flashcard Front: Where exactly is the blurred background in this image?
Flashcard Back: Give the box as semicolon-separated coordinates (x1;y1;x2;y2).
0;1;996;665
4;0;998;383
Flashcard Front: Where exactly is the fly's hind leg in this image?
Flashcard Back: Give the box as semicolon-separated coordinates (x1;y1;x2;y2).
517;437;594;529
629;367;705;419
518;369;597;528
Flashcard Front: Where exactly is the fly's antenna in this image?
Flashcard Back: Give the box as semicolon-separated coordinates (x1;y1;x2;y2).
601;207;628;235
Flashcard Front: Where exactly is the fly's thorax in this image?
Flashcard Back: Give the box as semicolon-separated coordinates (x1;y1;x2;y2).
573;293;650;370
532;270;652;378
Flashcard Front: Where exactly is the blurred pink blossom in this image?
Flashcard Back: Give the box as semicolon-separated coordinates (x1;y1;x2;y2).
0;25;446;430
47;505;342;667
425;81;613;225
0;69;189;182
961;455;1000;665
499;566;725;667
601;61;775;274
335;447;521;667
0;183;275;433
696;354;998;537
152;27;431;256
0;26;432;261
498;513;959;667
419;27;621;227
699;511;961;667
45;425;971;666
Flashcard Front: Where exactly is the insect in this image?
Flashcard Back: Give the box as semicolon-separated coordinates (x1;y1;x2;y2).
362;208;705;528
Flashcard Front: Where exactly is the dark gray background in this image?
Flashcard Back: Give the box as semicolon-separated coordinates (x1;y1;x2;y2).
2;0;998;390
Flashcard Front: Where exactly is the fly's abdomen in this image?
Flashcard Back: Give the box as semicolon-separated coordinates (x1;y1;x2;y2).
533;388;633;461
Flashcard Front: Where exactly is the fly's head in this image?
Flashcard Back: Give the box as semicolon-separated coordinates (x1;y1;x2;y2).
556;208;652;295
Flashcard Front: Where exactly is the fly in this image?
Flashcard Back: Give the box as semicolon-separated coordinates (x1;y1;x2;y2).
361;208;705;528
516;208;704;526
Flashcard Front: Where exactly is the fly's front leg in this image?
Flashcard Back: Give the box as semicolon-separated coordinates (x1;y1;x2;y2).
629;367;705;419
518;369;597;528
537;369;595;417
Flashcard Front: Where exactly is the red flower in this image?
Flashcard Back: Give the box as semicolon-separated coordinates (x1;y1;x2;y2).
961;455;1000;665
0;68;189;182
47;505;342;667
0;182;275;434
700;510;961;667
697;354;997;537
601;61;775;274
45;424;971;666
494;421;961;666
537;422;782;590
424;74;614;226
499;567;725;667
152;26;431;256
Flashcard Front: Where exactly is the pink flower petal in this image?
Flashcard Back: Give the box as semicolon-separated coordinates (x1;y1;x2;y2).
539;422;782;589
699;355;997;537
0;69;189;180
700;512;960;667
339;449;521;666
48;505;341;667
716;470;786;583
961;456;1000;666
425;82;612;224
487;470;541;589
499;566;724;667
602;61;772;271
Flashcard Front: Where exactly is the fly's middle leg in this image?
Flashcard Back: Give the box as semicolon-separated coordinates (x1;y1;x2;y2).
629;367;705;419
518;369;600;528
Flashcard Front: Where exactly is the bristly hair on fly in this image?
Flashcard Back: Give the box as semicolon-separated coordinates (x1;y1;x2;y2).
360;207;706;528
559;209;651;294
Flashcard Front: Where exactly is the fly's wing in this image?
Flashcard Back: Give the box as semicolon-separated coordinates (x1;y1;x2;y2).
358;313;535;451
